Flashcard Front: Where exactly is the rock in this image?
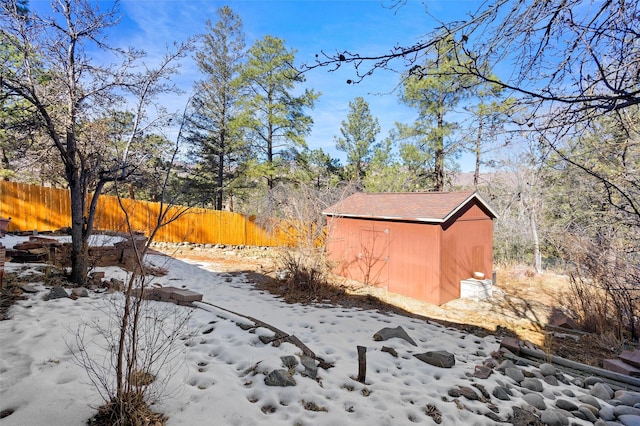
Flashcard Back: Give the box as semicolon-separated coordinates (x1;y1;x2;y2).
381;346;398;357
555;399;579;411
591;382;614;400
616;391;640;407
580;403;600;416
492;386;512;401
48;286;69;299
562;389;575;398
523;392;547;410
540;409;569;426
20;285;39;293
511;406;544;426
496;359;515;372
578;394;602;409
299;355;318;380
585;376;604;387
414;351;455;368
543;389;557;400
544;375;559;386
615;406;640;417
619;415;640;426
599;405;616;421
578;406;599;423
264;369;296;387
505;367;525;383
373;326;417;346
521;378;544;392
539;363;557;376
457;386;480;401
72;287;89;297
280;355;298;369
473;365;492;379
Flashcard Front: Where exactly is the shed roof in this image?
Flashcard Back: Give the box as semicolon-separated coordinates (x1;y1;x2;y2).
323;191;497;223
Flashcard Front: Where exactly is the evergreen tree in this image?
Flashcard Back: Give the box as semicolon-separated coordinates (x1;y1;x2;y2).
334;97;380;181
189;6;246;210
397;36;476;191
239;35;319;189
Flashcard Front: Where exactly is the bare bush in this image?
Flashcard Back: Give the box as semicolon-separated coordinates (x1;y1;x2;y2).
69;289;191;425
561;232;640;342
263;182;356;296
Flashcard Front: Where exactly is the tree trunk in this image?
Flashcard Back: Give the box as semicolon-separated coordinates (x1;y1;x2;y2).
530;206;542;274
216;128;225;210
434;111;445;191
69;176;88;285
474;120;483;188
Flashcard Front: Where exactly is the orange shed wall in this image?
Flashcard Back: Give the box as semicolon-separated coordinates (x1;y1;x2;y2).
325;217;389;285
326;200;494;306
440;202;494;304
326;216;444;305
386;221;441;304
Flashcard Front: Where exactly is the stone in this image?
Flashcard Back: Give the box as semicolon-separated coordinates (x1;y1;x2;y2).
280;355;298;369
72;287;89;297
492;386;512;401
20;285;39;293
48;286;69;299
591;382;614;400
615;405;640;417
580;403;600;416
542;389;557;400
577;406;599;423
523;392;547;410
381;346;398;357
264;369;296;387
511;407;544;426
414;351;455;368
496;359;515;372
500;336;521;354
603;359;640;377
620;351;640;369
562;389;576;398
555;399;579;411
578;394;602;409
299;355;318;380
521;378;544;392
585;376;604;387
373;326;417;346
544;375;559;386
619;415;640;426
457;386;480;401
505;367;525;383
616;391;640;407
599;405;616;421
539;363;557;376
473;365;492;379
540;409;569;426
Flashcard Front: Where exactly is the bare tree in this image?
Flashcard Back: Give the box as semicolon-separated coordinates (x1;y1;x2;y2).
70;118;194;425
1;0;191;285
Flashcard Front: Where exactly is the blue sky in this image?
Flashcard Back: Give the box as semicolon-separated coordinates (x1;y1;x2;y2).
31;0;482;171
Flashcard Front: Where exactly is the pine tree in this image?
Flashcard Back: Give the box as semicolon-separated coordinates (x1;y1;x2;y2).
334;97;380;181
189;6;246;210
239;35;319;189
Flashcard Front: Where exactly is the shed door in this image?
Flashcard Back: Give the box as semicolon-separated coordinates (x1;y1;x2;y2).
358;228;389;289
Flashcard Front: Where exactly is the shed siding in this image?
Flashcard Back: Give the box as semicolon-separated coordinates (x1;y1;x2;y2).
387;221;441;303
325;194;495;306
440;201;494;301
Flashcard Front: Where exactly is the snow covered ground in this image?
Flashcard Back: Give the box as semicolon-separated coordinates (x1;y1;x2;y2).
0;235;595;425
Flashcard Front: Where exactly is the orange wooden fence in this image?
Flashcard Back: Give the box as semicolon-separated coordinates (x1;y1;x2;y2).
0;181;284;246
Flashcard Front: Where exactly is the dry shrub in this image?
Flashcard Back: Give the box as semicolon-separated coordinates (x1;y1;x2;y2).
88;393;167;426
560;232;640;342
278;248;330;297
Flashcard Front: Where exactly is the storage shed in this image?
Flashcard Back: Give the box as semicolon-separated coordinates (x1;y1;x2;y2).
323;191;497;305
